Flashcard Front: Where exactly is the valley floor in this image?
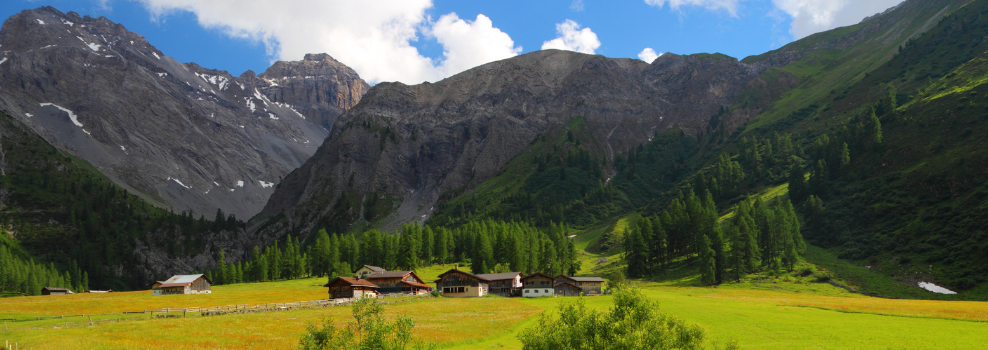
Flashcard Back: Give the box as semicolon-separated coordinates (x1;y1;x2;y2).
1;276;986;349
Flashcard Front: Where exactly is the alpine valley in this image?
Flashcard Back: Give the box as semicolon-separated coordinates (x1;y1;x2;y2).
0;0;987;324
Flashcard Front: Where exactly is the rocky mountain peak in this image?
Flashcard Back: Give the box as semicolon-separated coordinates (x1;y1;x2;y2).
0;7;369;219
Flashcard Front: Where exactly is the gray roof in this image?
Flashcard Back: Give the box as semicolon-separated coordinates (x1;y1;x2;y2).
162;274;208;284
568;276;605;282
355;265;386;273
476;272;522;281
366;271;414;279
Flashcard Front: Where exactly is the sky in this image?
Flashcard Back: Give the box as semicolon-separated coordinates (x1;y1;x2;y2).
0;0;907;84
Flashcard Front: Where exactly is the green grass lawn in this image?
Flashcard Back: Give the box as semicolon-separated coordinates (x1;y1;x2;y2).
2;271;987;349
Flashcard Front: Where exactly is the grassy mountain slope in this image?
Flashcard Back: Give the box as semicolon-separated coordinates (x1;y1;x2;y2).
734;0;988;296
0;111;245;291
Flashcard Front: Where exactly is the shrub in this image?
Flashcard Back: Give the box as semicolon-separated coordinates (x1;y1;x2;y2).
813;273;832;283
298;297;434;350
517;287;739;350
798;267;814;277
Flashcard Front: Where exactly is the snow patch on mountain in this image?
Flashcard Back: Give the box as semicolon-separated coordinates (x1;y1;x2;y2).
919;282;957;294
167;177;192;190
259;181;275;188
39;102;83;127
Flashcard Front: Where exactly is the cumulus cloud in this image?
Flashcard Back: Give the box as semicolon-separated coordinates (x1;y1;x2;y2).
571;0;585;12
429;13;522;78
772;0;906;39
541;20;601;55
638;48;661;63
132;0;519;84
644;0;743;16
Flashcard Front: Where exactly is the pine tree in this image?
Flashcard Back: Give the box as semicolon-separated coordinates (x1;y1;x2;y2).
698;234;716;286
217;249;227;285
422;226;434;266
788;165;807;204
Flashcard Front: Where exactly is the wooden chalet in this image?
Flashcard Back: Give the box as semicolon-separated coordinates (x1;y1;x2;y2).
353;265;386;279
554;280;582;296
555;275;604;296
151;274;213;295
435;268;490;297
324;277;380;299
476;272;522;296
365;271;430;295
41;287;73;296
521;273;555;298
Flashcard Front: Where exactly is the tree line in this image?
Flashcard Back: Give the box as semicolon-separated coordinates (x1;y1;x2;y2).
0;245;88;295
624;189;804;285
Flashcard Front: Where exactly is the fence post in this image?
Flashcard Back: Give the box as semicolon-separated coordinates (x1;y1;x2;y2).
88;316;93;326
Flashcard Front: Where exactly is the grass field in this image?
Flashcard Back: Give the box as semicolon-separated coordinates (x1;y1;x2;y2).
1;274;987;349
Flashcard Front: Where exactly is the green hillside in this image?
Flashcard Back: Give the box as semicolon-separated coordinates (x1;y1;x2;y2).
0;112;243;292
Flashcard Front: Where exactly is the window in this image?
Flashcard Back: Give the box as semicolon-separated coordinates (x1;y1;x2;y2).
525;290;529;294
544;289;549;293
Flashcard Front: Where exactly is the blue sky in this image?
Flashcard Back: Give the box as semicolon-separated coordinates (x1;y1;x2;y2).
0;0;904;83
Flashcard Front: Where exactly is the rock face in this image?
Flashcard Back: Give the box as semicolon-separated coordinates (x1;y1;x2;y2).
0;7;367;219
253;49;772;237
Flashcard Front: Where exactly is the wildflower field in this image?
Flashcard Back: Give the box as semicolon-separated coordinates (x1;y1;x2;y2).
0;275;986;349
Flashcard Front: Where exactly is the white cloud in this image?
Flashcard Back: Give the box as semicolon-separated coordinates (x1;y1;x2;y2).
570;0;586;12
772;0;906;39
541;20;601;55
132;0;518;84
644;0;743;16
429;13;522;78
638;48;661;63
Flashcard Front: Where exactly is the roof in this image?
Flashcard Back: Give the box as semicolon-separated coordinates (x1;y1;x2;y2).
158;283;191;288
568;276;605;282
324;277;380;288
555;281;581;289
366;271;413;279
353;265;386;273
436;268;489;282
401;280;430;289
521;273;555;281
42;287;71;292
476;272;522;281
158;274;212;287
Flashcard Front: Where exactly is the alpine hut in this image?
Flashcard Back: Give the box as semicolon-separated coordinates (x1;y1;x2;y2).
151;274;213;295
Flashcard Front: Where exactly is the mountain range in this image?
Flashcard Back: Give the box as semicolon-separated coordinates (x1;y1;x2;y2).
1;0;986;296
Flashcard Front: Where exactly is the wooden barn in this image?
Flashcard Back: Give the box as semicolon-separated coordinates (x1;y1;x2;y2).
41;287;73;295
555;275;604;296
325;277;380;300
476;272;522;297
365;271;430;295
151;274;213;295
435;268;490;298
521;273;555;298
353;265;386;279
554;280;582;296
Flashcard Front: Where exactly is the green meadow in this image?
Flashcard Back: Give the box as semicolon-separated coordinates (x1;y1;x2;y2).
1;274;986;349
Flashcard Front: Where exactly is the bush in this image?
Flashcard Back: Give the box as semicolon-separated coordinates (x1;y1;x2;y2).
813;273;832;283
298;297;434;350
797;267;814;277
517;287;739;350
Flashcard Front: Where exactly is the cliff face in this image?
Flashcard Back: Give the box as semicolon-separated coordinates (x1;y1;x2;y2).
0;7;367;219
252;49;771;237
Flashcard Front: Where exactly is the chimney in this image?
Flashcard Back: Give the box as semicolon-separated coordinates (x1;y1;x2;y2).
454;264;458;271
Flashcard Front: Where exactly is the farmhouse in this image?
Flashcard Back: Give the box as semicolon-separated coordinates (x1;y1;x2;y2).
554;280;582;296
365;271;430;295
476;272;522;297
555;275;604;296
151;274;213;295
354;265;386;279
41;287;73;295
521;273;555;298
435;268;491;298
325;277;380;299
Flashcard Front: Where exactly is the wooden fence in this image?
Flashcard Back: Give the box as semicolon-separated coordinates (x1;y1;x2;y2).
0;292;432;333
